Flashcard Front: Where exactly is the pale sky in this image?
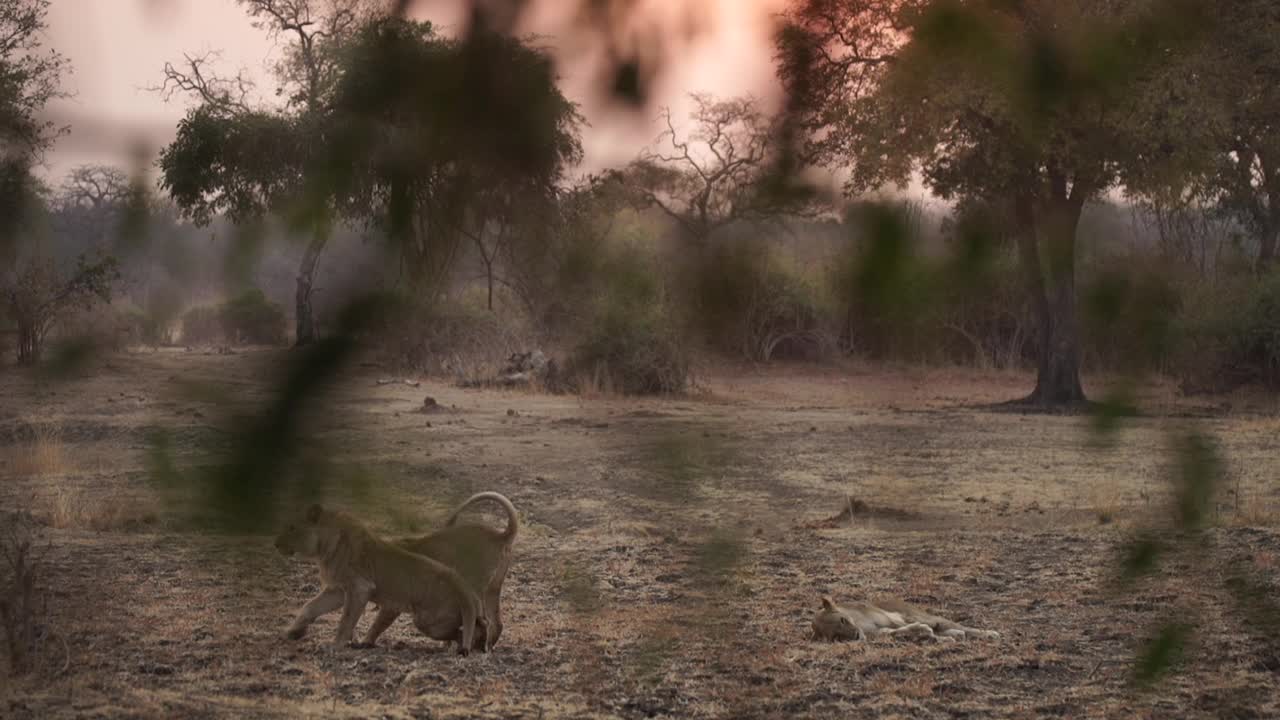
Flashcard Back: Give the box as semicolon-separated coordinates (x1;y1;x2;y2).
42;0;789;185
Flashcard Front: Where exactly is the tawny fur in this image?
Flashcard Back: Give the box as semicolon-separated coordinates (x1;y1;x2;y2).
366;492;519;652
274;504;488;654
811;596;1001;643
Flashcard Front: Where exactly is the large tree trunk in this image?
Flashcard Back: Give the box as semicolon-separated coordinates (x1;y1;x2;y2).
1028;273;1086;405
1015;193;1087;407
294;229;329;347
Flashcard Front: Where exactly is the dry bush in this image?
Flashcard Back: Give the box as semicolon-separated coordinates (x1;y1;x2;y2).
0;512;50;676
180;304;223;345
370;288;537;382
56;301;141;353
567;303;690;395
182;288;287;346
563;242;691;395
691;239;837;362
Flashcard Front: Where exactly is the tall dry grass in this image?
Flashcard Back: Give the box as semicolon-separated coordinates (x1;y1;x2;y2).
4;424;69;480
2;422;157;532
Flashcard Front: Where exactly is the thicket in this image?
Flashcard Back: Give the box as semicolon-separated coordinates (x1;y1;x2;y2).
181;289;287;346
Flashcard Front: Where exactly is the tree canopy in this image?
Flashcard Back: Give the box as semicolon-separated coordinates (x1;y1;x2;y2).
777;0;1210;405
327;17;584;291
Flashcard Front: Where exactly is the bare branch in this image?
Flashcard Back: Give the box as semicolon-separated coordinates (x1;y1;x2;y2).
146;51;254;114
626;93;817;244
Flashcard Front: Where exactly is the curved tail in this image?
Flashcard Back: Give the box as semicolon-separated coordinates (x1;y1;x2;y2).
447;491;518;543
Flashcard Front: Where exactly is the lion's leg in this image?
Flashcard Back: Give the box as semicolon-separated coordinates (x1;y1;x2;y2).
951;626;1001;640
476;588;502;652
333;583;373;648
285;587;345;640
357;608;400;648
880;622;939;641
457;598;478;657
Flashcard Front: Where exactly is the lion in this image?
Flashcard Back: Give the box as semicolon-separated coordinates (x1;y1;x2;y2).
275;504;488;654
811;596;1001;642
365;492;519;652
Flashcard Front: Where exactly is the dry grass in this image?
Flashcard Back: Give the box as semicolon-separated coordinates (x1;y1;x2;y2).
1087;480;1130;526
3;424;69;480
1222;474;1280;527
39;487;158;532
573;362;619;399
2;351;1279;718
0;423;153;532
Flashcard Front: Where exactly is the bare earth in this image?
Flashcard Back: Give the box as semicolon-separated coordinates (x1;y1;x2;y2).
2;350;1278;719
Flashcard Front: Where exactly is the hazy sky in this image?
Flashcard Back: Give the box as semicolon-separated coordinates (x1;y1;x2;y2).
42;0;789;184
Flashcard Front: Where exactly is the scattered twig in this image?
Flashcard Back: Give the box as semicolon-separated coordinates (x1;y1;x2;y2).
56;631;70;676
375;378;421;387
1087;658;1130;679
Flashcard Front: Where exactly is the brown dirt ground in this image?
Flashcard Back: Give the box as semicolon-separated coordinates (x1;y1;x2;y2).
1;350;1278;719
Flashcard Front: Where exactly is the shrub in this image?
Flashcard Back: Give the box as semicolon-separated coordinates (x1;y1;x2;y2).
181;288;287;346
829;203;1035;368
1;512;46;676
827;202;953;363
693;240;835;362
568;243;690;395
181;305;223;345
373;289;533;379
570;299;689;395
1081;260;1183;373
56;302;141;354
219;289;287;345
1173;272;1280;391
934;254;1035;369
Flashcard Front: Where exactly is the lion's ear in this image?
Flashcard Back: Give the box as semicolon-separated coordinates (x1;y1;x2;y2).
821;596;836;611
305;504;323;524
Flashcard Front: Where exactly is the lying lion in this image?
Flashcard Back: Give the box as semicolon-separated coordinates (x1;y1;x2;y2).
275;504;488;654
812;596;1000;642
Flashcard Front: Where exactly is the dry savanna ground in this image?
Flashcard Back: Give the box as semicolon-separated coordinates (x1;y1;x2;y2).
1;349;1279;719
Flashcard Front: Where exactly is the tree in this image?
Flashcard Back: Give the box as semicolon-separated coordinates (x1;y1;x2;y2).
58;165;129;212
627;93;812;246
157;0;367;346
1169;0;1280;270
0;0;67;161
52;165;130;249
328;18;583;297
0;0;69;257
0;0;113;365
4;252;119;364
498;173;629;326
777;0;1206;407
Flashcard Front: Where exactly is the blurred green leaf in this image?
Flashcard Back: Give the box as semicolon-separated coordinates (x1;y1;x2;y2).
146;429;183;490
1119;535;1163;583
851;202;918;313
1090;385;1138;442
35;336;99;381
693;528;748;589
222;218;267;290
1225;571;1280;638
1134;622;1191;687
1173;432;1220;530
